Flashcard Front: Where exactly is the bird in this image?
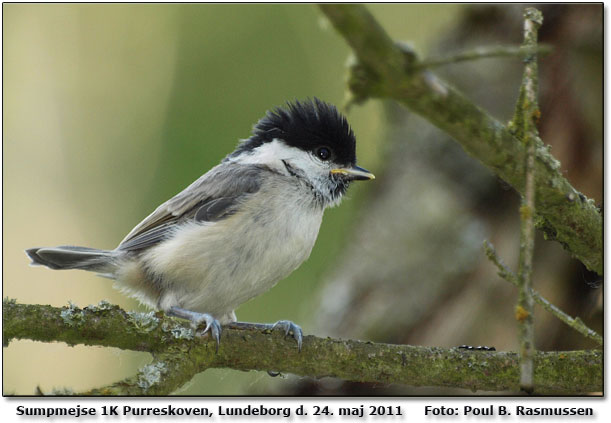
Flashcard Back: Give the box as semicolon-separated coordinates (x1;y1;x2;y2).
26;98;374;350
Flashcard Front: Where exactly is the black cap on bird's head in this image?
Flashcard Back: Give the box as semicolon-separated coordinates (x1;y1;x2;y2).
229;98;375;193
233;98;357;166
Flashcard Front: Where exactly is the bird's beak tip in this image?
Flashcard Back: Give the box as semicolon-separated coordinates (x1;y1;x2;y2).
330;166;375;181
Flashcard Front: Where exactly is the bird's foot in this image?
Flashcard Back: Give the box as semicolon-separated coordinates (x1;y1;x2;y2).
168;307;222;351
227;320;303;351
268;320;303;352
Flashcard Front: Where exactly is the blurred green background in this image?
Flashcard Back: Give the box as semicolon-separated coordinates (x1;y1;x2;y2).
3;4;462;394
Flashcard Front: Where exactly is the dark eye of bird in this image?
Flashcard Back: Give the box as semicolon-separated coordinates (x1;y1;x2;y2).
316;147;331;161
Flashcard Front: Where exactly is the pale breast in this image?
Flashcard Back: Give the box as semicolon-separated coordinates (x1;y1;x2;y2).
132;178;324;317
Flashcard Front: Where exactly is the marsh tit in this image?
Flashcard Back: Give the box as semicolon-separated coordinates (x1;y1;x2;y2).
26;98;374;350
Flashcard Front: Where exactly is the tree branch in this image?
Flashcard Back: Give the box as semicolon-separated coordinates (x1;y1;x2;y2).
513;7;543;393
319;4;602;275
3;301;602;395
80;352;202;396
416;44;552;69
483;242;603;346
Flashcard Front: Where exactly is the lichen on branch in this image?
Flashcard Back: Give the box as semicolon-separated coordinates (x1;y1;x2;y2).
3;300;602;395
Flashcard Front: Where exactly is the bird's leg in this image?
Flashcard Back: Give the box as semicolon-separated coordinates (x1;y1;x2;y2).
168;306;222;351
226;320;303;351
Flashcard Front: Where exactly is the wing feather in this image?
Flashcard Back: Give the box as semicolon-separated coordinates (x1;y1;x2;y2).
117;164;263;251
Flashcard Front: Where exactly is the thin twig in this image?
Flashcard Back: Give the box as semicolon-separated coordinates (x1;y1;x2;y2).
513;7;543;394
416;44;552;69
484;241;603;346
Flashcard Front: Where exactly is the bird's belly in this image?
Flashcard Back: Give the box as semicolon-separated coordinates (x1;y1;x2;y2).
136;206;323;317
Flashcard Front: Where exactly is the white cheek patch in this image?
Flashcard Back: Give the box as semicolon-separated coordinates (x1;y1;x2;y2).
229;138;345;207
230;138;330;177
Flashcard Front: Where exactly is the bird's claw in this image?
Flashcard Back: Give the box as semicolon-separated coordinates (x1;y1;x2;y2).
194;314;222;351
167;307;222;352
270;320;303;351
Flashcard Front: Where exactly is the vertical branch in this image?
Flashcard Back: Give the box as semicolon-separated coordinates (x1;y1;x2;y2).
514;7;543;394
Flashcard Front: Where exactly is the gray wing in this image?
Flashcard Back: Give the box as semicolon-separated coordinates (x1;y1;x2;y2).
117;164;264;252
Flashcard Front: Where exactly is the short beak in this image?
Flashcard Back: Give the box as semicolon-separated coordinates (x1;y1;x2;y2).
330;165;375;181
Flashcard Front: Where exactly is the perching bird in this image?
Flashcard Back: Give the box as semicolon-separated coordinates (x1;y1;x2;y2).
26;98;374;350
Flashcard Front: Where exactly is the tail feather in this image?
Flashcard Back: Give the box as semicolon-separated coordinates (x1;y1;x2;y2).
26;246;114;272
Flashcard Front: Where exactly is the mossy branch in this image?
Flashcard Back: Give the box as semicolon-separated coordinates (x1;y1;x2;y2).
319;4;602;275
3;300;602;395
